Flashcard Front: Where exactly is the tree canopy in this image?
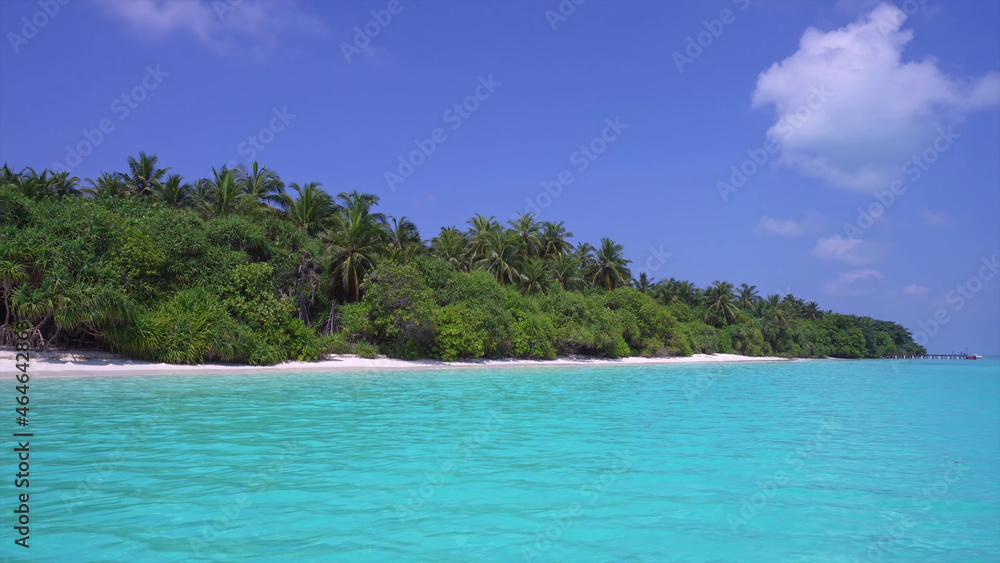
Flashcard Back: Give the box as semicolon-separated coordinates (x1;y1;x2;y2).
0;156;926;364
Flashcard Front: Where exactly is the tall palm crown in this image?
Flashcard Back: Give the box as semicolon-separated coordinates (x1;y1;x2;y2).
326;205;388;302
125;151;169;197
802;301;822;320
587;238;632;290
281;182;334;236
236;162;285;209
517;258;551;296
153;174;192;208
337;190;386;224
704;280;739;326
430;227;469;272
550;253;584;292
574;242;596;270
387;216;421;251
655;278;702;306
7;167;79;200
83;172;130;198
737;284;759;308
540;221;574;258
467;214;502;259
196;168;253;218
508;212;543;257
50;172;81;199
634;272;654;293
474;229;522;285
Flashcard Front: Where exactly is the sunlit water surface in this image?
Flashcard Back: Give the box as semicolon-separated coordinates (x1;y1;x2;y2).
3;358;999;562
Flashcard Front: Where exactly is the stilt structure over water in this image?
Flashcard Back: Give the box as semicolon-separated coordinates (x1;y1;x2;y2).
882;354;981;360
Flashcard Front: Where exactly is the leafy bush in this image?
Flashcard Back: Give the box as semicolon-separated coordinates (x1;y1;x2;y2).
433;304;488;361
353;341;380;359
361;263;436;359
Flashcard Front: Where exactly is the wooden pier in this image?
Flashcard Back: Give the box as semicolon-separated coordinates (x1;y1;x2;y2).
882;354;976;359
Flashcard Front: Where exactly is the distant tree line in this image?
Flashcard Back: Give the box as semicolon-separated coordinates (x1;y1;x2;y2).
0;155;926;364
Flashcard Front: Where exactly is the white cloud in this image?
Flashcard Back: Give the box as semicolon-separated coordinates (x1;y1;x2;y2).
811;234;886;265
755;216;804;237
754;211;821;237
826;269;882;293
903;284;929;295
918;209;951;227
813;234;861;260
752;3;1000;190
96;0;324;61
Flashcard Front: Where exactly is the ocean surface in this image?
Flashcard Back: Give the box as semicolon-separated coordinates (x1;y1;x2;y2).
2;358;999;562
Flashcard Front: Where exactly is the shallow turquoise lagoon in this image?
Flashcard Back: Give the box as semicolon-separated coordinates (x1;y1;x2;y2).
3;358;999;562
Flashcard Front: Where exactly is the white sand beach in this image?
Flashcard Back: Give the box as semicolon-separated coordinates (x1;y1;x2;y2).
0;349;793;378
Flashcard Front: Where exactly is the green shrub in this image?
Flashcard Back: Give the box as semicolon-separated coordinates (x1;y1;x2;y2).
353;341;380;359
328;332;352;354
433;304;488;361
361;262;436;359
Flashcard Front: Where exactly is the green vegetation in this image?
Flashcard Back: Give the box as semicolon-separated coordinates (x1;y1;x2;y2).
0;157;926;364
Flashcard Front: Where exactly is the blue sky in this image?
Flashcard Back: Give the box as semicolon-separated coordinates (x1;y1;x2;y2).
1;0;998;353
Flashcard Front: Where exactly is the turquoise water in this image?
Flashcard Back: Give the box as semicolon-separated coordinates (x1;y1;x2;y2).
2;358;999;562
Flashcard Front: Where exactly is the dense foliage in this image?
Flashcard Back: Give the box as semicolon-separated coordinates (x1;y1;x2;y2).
0;157;926;364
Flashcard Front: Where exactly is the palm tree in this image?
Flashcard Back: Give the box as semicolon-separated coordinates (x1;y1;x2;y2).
517;258;551;296
550;253;584;292
385;216;423;264
152;174;192;208
337;190;384;223
9;167;63;200
83;172;130;199
430;227;470;272
467;214;502;260
704;280;739;326
782;293;804;317
769;302;791;331
737;284;759;309
387;216;421;252
51;171;81;199
757;294;790;330
236;161;285;209
125;152;168;197
634;272;654;293
802;301;822;320
587;238;632;290
762;293;782;313
194;168;252;218
540;221;573;258
508;212;543;257
282;182;335;236
0;163;15;185
326;205;387;302
574;242;596;274
474;229;521;285
292;252;320;327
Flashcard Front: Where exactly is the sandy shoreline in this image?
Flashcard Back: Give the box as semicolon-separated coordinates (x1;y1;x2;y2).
0;349;796;379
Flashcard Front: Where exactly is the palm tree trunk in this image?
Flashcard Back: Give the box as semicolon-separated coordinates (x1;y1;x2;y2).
321;300;340;335
298;292;311;327
0;285;11;347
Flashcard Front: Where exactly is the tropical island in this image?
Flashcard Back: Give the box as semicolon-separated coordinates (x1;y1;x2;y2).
0;154;926;366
